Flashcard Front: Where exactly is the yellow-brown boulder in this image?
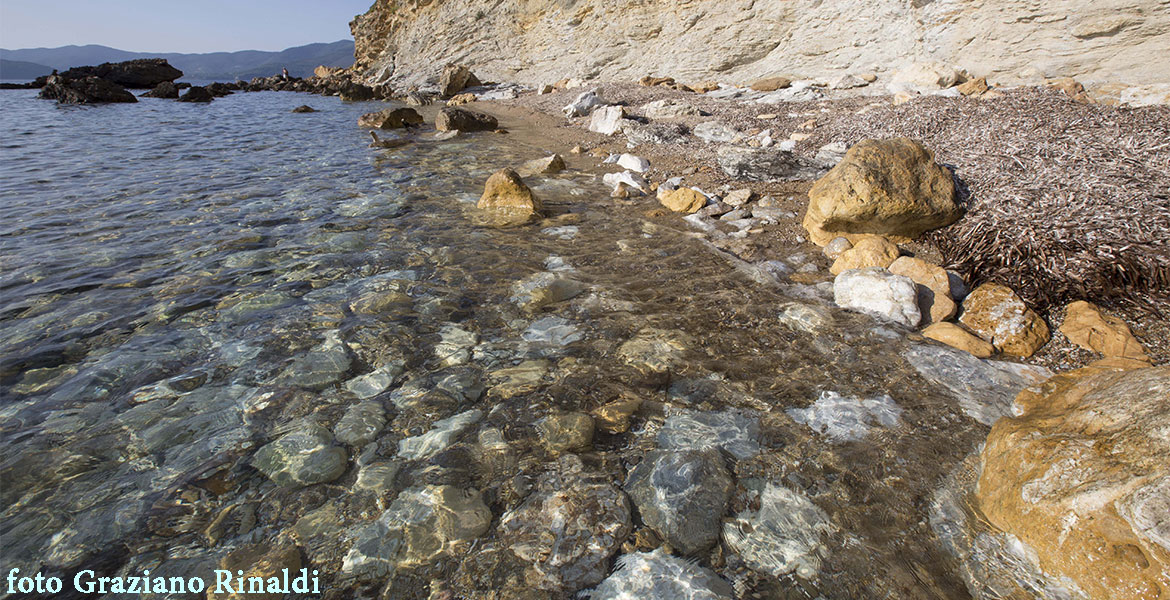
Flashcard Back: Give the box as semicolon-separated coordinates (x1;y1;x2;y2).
958;283;1049;357
659;188;707;214
477;168;542;226
888;256;957;323
803;138;961;246
921;322;994;357
978;365;1170;600
829;236;900;275
1059;300;1149;362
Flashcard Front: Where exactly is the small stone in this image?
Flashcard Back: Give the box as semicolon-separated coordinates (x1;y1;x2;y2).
477;168;542;226
538;412;595;452
887;256;957;323
436;107;498;132
822;236;853;260
564;89;606;117
570;145;584;154
749;76;792;92
922;322;995;358
958;283;1050;357
291;105;316;113
640;98;701;119
723;484;835;579
723;188;753;207
957;77;989;96
585;549;734;600
833;267;922;327
618;328;692;374
252;423;348;487
830;236;900;275
345;361;406;399
625;449;732;554
397;409;482;461
659;188;707;213
517;154;566;177
447;92;477;105
1059;300;1149;361
592;397;642;434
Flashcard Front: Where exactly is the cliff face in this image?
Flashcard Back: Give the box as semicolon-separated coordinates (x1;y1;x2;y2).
350;0;1170;89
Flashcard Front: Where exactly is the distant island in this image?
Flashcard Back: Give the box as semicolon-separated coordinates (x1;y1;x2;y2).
0;40;354;81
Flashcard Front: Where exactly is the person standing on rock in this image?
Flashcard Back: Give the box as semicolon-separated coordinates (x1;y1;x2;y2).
282;67;290;80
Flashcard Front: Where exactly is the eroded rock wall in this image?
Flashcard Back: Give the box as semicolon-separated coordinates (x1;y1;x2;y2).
349;0;1170;88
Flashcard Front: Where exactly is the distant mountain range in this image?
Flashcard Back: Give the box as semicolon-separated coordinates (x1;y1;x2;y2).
0;41;354;81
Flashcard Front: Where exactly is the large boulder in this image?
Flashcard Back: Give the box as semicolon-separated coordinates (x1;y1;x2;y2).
358;107;423;129
477;168;542;226
802;138;961;246
978;365;1170;600
435;107;498;132
439;63;481;97
141;81;179;98
60;58;182;88
958;283;1049;357
38;75;137;104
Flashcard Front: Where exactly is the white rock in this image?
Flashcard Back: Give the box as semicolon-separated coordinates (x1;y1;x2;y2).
833;267;922;327
786;391;903;442
397;409;482;460
693;121;741;143
563;89;606;117
822;236;852;260
616;153;649;172
723;484;836;579
723;188;753;207
832;74;870;89
640;98;702;119
588;105;626;135
603;170;648;193
887;61;962;95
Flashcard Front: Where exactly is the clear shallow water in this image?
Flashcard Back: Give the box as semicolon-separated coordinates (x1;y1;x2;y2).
1;89;1004;599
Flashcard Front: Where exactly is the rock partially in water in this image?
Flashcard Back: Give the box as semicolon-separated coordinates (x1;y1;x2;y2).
904;343;1052;426
334;400;386;447
723;483;836;579
624;449;733;554
397;408;482;460
252;423;348;487
584;549;735;600
358;107;424;129
275;330;352;390
659;188;708;214
498;459;632;591
142;81;179;99
59;58;182;88
477;168;543;226
922;322;995;358
538;412;595;452
179;86;214;103
436;107;498;132
511;272;586;312
833;267;921;327
517;154;566;177
39;74;137;104
342;485;491;580
657;410;761;460
786;391;903;442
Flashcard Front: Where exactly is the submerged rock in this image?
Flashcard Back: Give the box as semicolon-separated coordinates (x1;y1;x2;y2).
723;483;836;579
434;323;478;367
657;410;761;460
904;343;1052;425
584;549;735;600
538;412;595;452
334;401;386;446
397;409;482;460
625;449;733;554
275;330;352;390
511;272;585;311
251;423;348;487
786;391;903;442
342;485;491;579
617;328;692;374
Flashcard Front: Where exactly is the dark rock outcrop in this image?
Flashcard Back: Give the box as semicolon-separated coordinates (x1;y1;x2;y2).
141;81;179;98
38;75;137;104
358;107;423;129
435;107;498;132
178;86;213;103
292;105;317;113
60;59;182;89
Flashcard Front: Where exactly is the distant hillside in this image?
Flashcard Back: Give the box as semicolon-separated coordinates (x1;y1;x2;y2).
0;41;354;81
0;59;53;79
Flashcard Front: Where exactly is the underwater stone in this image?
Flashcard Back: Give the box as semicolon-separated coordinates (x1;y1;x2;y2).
275;330;352;390
904;344;1052;426
584;548;735;600
723;483;836;579
397;409;482;460
657;410;761;460
252;423;348;487
344;360;406;399
786;391;903;442
624;449;733;554
522;316;583;346
334;401;386;447
434;323;478;367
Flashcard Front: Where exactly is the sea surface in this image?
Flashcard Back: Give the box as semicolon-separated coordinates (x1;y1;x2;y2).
1;88;1016;598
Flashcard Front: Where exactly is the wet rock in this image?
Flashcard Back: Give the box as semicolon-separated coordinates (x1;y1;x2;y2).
178;86;214;102
617;328;692;374
440;63;481;96
517;154;566;177
141;81;179;98
345;360;406;399
640;98;701;119
522;316;584;347
888;256;957;323
1058;300;1149;361
657;410;761;460
659;188;707;213
398;409;482;460
563;89;606;117
334;401;386;446
252;423;348;487
538;412;595;452
624;121;689;145
343;485;491;579
829;236;900;275
511;272;585;312
777;302;832;334
592;397;642;434
723;483;836;579
498;460;632;591
584;549;735;599
716;146;827;182
291;104;316;113
434;323;478;367
39;74;137;104
958;283;1050;357
488;359;549;397
353;460;400;494
922;322;995;358
209;544;302;600
833;267;922;328
588;105;627;135
275;330;352;390
978;366;1170;600
436;106;498;132
359;107;424;129
625;449;732;554
803;138;961;245
60;58;182;88
477;168;543;226
904;344;1052;425
786;391;903;442
693;121;741;143
389;367;484;410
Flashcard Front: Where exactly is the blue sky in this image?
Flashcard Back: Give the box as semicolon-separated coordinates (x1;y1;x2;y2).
0;0;373;52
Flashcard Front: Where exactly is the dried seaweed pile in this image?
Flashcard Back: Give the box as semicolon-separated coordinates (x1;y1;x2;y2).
808;88;1170;312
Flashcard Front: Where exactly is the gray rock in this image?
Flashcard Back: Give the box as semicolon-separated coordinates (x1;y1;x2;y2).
252;423;348;487
624;449;733;554
538;412;595;452
822;236;853;259
723;483;836;579
777;302;832;334
693;121;741;143
623;121;689;145
511;272;587;312
903;344;1053;426
833;267;922;328
345;360;406;399
342;485;491;579
334;401;386;446
397;409;482;460
564;89;606;117
584;549;735;599
522;316;583;346
716;146;828;181
815;141;850;166
275;330;352;390
353;461;400;494
434;323;478;367
640;98;701;119
657;410;760;460
786;391;903;442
